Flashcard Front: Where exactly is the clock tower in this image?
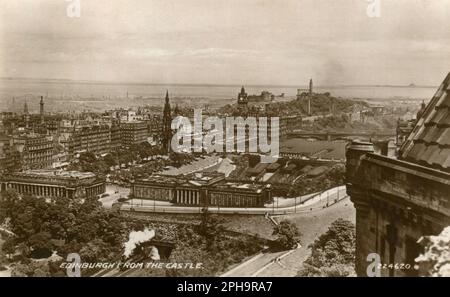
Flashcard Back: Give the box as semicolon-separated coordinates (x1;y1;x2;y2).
237;86;248;109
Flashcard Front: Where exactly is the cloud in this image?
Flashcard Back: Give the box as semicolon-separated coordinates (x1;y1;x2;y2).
0;0;449;85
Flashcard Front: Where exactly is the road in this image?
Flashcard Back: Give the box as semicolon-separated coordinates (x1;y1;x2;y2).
220;196;355;277
99;184;130;208
119;186;347;215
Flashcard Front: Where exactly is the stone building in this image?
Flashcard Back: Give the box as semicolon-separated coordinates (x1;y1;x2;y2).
237;86;248;110
68;125;112;156
131;172;271;207
0;134;13;172
346;72;450;277
208;181;271;208
110;124;121;151
0;169;106;199
13;134;54;170
120;121;148;148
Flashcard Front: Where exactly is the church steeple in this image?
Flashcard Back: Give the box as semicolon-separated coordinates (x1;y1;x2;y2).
174;104;180;116
162;90;172;154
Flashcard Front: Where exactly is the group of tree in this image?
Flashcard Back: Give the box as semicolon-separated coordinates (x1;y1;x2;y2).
0;189;128;276
297;219;356;277
164;209;263;277
272;219;301;250
68;143;165;174
67;143;197;185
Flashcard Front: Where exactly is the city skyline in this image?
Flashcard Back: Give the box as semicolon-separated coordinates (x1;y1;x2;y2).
0;0;449;86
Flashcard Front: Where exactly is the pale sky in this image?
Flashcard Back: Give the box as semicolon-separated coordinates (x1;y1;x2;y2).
0;0;449;86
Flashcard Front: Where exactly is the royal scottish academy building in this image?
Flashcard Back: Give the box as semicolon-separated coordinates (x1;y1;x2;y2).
131;172;271;208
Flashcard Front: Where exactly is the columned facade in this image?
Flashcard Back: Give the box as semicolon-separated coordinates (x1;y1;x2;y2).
5;181;105;199
1;170;106;199
174;188;201;205
131;174;271;208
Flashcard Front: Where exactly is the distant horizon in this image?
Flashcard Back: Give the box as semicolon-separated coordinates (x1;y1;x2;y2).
0;76;439;89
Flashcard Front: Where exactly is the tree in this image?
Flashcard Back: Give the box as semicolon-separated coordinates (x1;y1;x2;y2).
0;189;20;220
28;232;53;259
79;239;109;263
2;238;16;258
103;154;117;167
272;220;301;250
297;219;355;277
197;208;223;239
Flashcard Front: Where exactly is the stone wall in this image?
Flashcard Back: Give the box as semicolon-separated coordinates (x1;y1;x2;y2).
346;141;450;276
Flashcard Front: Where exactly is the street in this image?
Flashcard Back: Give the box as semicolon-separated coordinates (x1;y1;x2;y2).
221;196;355;277
99;184;130;208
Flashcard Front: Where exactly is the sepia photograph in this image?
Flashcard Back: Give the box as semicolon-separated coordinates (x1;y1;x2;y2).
0;0;449;282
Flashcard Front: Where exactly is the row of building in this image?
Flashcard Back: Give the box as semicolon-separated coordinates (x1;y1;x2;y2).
0;95;166;172
0;169;271;208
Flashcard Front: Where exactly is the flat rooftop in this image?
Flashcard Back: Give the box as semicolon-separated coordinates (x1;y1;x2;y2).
136;172;225;186
11;170;96;179
212;181;267;193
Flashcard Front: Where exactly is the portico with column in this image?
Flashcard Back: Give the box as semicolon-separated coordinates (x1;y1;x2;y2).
174;187;201;205
6;182;69;198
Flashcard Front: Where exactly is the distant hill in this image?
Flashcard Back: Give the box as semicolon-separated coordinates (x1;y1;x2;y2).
264;93;369;117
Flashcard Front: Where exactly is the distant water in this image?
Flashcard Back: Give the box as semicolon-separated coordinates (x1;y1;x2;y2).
0;78;437;113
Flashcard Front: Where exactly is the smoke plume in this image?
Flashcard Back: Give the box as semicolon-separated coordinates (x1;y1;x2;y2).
123;228;155;258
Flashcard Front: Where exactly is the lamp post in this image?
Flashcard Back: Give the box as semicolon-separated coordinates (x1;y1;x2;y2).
267;184;273;215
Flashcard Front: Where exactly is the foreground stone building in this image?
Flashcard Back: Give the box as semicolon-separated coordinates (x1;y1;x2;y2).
346;72;450;277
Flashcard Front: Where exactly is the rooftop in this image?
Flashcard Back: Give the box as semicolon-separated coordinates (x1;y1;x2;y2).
136;172;225;187
12;170;96;180
212;180;268;193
